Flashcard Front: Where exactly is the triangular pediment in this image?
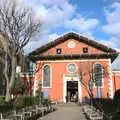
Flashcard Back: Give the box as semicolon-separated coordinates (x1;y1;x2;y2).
29;32;117;56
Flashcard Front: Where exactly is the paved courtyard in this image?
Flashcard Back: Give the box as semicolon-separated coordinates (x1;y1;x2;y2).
38;103;87;120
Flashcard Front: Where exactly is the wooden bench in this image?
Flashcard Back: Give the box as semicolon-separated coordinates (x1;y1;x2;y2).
51;102;57;111
0;113;12;120
35;106;45;116
0;112;13;120
12;110;25;120
22;108;32;118
0;104;56;120
82;105;103;120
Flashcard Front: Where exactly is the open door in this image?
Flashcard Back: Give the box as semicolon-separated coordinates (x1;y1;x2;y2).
67;81;78;102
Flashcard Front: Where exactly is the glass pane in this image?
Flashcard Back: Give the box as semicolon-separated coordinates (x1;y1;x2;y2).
43;65;50;87
68;64;76;73
94;64;102;87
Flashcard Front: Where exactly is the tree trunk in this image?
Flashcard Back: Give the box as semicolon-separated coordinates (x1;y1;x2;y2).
9;55;16;89
4;52;10;102
5;84;11;102
5;54;16;102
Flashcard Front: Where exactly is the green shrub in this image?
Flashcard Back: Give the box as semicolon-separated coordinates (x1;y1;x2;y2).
91;98;120;119
14;97;24;109
42;98;51;106
14;96;37;109
0;96;5;104
11;76;27;95
0;95;52;112
36;92;43;105
0;96;14;113
0;101;14;113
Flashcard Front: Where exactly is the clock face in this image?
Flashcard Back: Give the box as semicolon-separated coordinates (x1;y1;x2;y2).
68;64;77;73
68;41;76;48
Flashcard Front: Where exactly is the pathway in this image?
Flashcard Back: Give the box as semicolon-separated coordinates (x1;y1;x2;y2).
38;103;87;120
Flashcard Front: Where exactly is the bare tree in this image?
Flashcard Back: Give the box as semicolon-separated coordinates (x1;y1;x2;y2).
33;62;45;96
78;62;94;100
78;62;110;104
0;0;41;102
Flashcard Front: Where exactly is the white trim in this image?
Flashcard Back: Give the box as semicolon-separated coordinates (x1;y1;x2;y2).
67;41;76;48
112;70;120;73
42;64;52;88
63;74;82;103
112;70;120;75
67;63;78;73
108;59;113;98
37;59;110;63
93;63;104;88
112;74;120;76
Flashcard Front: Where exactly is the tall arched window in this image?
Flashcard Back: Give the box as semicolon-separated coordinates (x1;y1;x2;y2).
43;65;51;87
94;64;103;87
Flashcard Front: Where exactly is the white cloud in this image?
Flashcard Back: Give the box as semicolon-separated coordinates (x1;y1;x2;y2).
23;0;77;53
24;30;50;54
81;31;95;39
61;2;76;19
41;3;76;30
40;0;68;5
64;15;99;33
102;23;120;37
24;32;59;54
22;0;99;53
29;1;76;31
102;2;120;37
99;37;120;51
101;2;120;53
49;33;59;41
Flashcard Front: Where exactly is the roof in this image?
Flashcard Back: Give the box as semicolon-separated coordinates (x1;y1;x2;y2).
29;32;117;56
29;53;118;63
28;32;119;62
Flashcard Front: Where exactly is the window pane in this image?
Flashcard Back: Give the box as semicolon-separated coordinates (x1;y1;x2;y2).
68;64;76;73
94;64;103;87
43;65;50;87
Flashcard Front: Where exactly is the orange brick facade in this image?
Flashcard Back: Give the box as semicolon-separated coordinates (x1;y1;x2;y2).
112;71;120;95
28;32;119;102
36;60;112;102
42;39;104;55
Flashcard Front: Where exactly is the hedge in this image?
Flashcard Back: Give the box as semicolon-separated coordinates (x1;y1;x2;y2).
42;98;51;106
0;101;14;113
0;95;52;112
14;96;37;109
0;96;5;104
90;98;120;120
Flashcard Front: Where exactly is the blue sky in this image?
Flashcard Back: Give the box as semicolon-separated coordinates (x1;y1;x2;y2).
19;0;120;68
21;0;120;52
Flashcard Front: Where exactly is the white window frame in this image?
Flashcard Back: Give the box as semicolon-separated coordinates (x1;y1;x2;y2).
42;64;52;88
67;41;76;48
67;63;78;73
93;63;104;88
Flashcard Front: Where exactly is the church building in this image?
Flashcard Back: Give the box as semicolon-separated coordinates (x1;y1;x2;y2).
29;32;120;103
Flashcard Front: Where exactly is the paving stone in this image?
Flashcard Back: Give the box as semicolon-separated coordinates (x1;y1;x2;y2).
38;103;87;120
